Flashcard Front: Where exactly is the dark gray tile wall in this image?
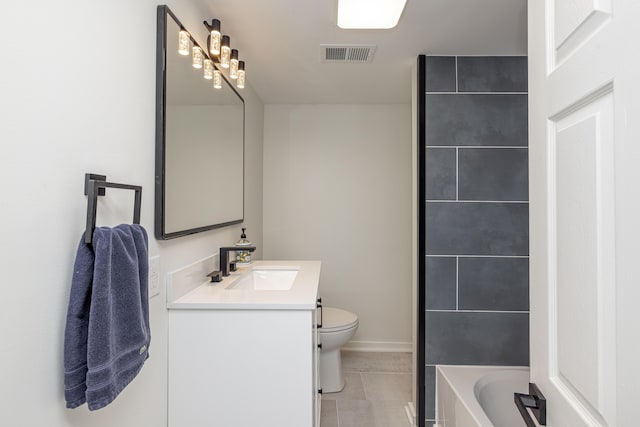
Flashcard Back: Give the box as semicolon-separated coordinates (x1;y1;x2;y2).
426;202;529;256
426;311;529;365
425;148;456;200
426;94;528;146
425;56;456;92
458;148;528;200
423;56;529;426
457;56;528;92
425;366;436;419
425;257;456;310
458;257;529;311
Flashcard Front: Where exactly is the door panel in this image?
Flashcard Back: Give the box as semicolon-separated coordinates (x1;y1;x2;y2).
549;93;616;425
554;0;612;62
528;0;638;425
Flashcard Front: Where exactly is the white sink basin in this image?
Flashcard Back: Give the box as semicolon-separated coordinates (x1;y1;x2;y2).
226;268;299;291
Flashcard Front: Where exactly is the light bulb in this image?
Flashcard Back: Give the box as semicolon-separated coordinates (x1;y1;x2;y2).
237;61;245;89
178;30;190;55
192;46;203;69
230;49;239;79
220;35;230;68
209;19;221;55
203;59;214;79
213;70;222;89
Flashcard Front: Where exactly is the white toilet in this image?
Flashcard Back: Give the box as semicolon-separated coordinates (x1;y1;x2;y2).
319;307;359;393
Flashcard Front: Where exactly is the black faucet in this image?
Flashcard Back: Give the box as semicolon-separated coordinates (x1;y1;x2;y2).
219;246;256;276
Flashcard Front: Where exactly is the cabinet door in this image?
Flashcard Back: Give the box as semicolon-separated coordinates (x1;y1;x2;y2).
169;309;315;426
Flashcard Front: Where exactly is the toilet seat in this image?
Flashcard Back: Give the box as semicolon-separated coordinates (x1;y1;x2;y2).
320;307;358;333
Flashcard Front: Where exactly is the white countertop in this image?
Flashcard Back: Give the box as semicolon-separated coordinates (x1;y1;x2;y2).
167;260;321;310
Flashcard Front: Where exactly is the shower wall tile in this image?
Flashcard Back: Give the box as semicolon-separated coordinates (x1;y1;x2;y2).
425;203;529;256
422;55;529;427
457;56;528;92
425;365;436;419
425;311;529;366
426;257;457;310
458;148;529;201
426;56;456;92
425;94;528;146
425;148;456;200
458;257;529;311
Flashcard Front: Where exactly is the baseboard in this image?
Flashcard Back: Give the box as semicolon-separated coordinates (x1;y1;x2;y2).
342;340;412;353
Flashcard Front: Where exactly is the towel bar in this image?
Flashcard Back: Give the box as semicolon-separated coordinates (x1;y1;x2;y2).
84;173;142;244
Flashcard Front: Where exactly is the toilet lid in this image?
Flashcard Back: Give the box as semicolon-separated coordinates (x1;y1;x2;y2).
321;307;358;332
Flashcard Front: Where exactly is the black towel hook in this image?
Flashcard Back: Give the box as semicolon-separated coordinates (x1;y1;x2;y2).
84;173;142;244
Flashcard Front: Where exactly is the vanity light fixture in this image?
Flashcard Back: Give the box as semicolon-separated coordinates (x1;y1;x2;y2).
230;49;239;79
337;0;407;29
220;35;231;68
178;29;190;55
213;69;222;89
203;59;214;79
200;18;247;89
192;46;203;68
237;61;245;89
203;19;221;55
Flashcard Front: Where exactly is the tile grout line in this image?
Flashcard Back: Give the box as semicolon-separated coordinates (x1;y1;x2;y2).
455;146;459;201
360;372;369;402
425;91;528;95
426;254;530;258
426;145;528;149
455;56;458;92
426;309;530;314
455;256;459;311
425;200;529;204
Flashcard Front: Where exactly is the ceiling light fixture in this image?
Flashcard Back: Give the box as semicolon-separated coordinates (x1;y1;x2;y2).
337;0;407;29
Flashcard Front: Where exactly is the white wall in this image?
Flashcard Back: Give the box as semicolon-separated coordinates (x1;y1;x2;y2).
263;105;412;348
0;1;263;425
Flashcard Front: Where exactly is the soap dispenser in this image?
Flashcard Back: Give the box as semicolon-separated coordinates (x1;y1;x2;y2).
235;228;252;266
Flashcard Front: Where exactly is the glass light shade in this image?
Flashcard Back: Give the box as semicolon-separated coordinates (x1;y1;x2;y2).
178;30;190;55
213;70;222;89
220;35;230;68
207;19;221;55
210;31;221;55
237;61;245;89
192;46;203;69
203;59;214;79
337;0;407;29
230;49;239;79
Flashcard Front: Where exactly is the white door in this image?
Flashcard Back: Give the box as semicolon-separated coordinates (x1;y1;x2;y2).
529;0;640;425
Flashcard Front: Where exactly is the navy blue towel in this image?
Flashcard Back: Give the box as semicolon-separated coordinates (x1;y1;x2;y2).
64;224;150;410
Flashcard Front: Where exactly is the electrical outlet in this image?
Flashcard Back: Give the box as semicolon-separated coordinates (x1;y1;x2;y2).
149;256;161;298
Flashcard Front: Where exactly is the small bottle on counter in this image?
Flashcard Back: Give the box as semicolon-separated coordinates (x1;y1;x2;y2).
235;228;252;266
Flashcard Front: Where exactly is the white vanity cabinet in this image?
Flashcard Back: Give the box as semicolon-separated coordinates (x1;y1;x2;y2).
167;260;321;427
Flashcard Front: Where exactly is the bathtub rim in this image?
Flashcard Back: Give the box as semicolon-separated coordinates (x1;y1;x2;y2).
436;365;530;427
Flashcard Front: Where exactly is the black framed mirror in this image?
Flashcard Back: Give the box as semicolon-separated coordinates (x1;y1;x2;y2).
155;5;244;239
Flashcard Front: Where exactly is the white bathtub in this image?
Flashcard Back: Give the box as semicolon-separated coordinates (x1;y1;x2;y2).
436;365;530;427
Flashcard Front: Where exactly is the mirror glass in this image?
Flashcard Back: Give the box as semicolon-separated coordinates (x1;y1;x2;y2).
155;6;244;239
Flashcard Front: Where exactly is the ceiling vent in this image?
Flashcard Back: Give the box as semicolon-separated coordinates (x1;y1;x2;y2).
320;44;377;63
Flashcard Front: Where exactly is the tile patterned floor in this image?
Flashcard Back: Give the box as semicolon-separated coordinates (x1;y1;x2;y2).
321;351;412;427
